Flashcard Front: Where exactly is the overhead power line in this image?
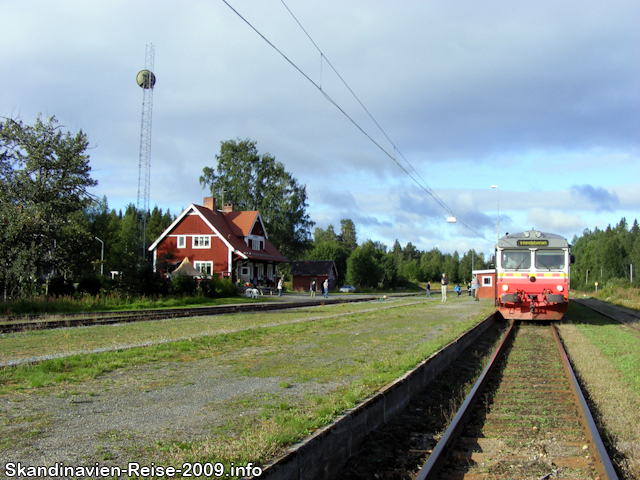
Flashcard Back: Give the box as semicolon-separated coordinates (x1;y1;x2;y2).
221;0;488;241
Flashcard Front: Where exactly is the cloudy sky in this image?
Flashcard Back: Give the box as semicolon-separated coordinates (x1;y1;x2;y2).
2;1;638;258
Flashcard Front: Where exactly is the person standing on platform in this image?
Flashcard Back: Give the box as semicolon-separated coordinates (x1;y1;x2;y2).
277;278;283;297
310;280;316;298
441;273;448;302
472;274;480;301
426;281;431;298
323;278;329;298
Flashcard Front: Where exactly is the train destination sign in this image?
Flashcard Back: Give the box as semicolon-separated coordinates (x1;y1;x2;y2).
517;239;549;246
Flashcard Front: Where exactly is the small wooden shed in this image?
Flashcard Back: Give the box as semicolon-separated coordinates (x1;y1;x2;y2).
472;269;497;299
291;260;338;292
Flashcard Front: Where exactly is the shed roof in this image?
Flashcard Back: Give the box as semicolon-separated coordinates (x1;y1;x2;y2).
291;260;337;277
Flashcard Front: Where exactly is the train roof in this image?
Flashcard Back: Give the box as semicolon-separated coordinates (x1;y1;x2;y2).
498;230;569;249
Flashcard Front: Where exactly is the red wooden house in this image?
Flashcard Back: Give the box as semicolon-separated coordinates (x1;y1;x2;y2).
148;197;288;284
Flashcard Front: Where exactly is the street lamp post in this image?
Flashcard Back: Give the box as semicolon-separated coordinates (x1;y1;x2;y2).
95;237;104;276
491;185;499;244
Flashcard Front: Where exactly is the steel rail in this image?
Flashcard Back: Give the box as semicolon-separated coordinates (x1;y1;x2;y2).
415;323;619;480
414;321;516;480
573;298;640;333
0;296;378;334
551;324;619;480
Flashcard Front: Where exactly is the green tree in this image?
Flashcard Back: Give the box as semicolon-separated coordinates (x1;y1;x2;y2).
200;139;314;259
458;249;488;284
339;219;358;252
305;240;349;285
346;241;382;288
420;248;443;282
313;224;337;244
443;252;460;283
0;115;97;298
380;253;399;288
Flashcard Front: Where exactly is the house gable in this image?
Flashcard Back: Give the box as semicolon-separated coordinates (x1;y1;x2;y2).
148;204;242;258
148;200;288;279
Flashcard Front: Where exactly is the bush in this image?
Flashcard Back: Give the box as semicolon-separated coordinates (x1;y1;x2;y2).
201;275;237;298
77;276;103;296
47;276;75;297
170;275;198;296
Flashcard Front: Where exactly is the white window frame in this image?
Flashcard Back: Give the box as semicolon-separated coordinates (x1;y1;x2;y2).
192;236;211;249
177;236;186;248
194;261;213;276
481;275;493;287
266;264;273;279
252;239;261;250
257;264;264;279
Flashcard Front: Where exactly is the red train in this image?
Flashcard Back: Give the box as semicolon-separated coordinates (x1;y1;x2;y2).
495;230;573;320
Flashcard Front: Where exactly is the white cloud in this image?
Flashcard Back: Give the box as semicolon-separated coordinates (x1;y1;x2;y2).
2;0;638;255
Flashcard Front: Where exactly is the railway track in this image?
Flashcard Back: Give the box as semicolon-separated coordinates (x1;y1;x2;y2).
0;296;378;334
416;322;618;480
573;298;640;333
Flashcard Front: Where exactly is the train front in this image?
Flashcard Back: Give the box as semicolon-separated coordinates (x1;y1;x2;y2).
496;230;571;320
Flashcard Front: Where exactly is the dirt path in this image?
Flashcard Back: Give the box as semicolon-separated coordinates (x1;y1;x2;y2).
1;353;340;469
0;297;490;477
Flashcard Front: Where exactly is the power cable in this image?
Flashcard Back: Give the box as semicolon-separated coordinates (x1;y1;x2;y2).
221;0;488;241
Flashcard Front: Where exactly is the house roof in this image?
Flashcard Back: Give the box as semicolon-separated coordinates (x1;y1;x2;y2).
291;260;337;277
148;202;288;263
223;211;267;239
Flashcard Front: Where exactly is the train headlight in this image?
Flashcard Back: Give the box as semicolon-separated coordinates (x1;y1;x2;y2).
502;285;509;292
535;231;542;238
557;285;564;292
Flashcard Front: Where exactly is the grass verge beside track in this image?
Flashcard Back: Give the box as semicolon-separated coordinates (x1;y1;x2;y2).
559;302;640;479
0;297;495;475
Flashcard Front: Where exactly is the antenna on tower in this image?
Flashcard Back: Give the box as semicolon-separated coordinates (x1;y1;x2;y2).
136;44;156;259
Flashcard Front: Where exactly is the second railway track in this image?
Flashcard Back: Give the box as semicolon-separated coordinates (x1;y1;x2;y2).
0;296;380;334
417;321;618;480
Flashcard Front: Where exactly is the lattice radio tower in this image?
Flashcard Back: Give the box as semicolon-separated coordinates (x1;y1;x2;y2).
136;44;156;258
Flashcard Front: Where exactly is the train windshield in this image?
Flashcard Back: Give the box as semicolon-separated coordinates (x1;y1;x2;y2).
535;250;565;270
500;250;531;270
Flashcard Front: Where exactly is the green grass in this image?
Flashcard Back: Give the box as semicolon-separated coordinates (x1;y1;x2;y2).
568;304;640;396
0;293;264;317
0;296;496;475
1;300;415;363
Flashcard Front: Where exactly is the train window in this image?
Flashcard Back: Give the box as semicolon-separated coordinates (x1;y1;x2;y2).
535;250;565;270
501;250;531;270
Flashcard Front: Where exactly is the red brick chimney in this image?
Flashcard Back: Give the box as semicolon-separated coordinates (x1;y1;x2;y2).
203;197;216;211
223;203;234;213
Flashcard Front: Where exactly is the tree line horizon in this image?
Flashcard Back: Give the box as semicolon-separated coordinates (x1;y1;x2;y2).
1;117;634;300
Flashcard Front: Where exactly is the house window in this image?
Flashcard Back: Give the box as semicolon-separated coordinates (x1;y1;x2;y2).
194;261;213;276
257;264;264;279
251;239;261;250
267;264;273;279
192;236;211;248
482;276;493;287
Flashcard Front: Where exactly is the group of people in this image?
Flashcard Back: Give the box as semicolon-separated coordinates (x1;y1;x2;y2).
428;273;480;302
309;278;330;298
